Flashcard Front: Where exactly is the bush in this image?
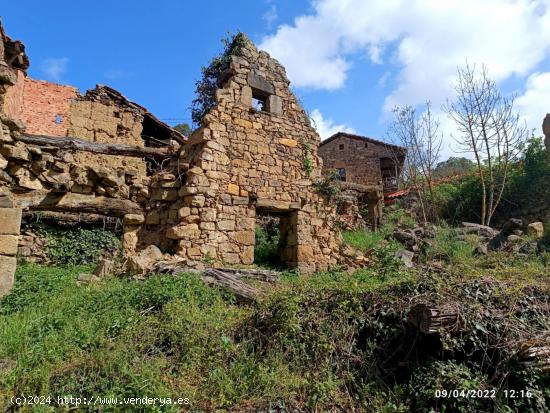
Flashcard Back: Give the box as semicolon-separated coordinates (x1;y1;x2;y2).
434;137;550;226
254;226;280;267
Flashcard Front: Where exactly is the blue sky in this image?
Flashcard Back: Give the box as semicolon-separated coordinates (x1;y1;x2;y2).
3;0;550;160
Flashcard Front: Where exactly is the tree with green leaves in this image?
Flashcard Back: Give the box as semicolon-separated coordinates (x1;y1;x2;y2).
173;123;192;137
191;32;248;126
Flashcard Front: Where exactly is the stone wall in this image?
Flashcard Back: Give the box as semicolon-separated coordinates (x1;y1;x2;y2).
18;229;47;263
3;76;78;136
319;134;384;187
132;37;342;273
69;97;146;175
0;198;21;297
318;133;406;194
3;75;148;175
0;25;348;289
337;182;384;230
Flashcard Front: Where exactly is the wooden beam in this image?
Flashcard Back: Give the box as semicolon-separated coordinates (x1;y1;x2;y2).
12;191;142;217
19;134;175;160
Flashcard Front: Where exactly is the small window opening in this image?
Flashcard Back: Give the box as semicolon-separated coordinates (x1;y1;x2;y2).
251;89;269;112
55;114;63;124
337;168;346;181
339;144;344;150
364;142;368;148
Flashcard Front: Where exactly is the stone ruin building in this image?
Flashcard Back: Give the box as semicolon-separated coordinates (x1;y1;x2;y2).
318;132;406;229
0;23;348;297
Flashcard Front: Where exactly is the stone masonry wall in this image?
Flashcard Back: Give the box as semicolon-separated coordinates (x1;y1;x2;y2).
319;134;385;187
3;75;147;175
133;38;342;274
0;25;24;297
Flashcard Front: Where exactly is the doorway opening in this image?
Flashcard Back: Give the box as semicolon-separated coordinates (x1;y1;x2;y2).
254;208;298;269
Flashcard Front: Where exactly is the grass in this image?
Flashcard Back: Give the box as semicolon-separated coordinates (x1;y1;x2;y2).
423;225;474;264
1;239;549;411
343;205;417;253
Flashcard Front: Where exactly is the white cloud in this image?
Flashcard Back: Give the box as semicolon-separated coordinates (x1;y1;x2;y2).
40;57;69;82
516;71;550;136
259;0;550;108
311;108;356;139
263;3;278;28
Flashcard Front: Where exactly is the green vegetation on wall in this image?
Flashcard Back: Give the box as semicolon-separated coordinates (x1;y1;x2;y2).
191;32;248;126
29;223;120;266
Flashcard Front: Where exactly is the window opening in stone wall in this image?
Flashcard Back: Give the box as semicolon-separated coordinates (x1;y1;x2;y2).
251;89;268;112
339;144;344;150
364;142;368;148
337;168;346;181
55;114;63;124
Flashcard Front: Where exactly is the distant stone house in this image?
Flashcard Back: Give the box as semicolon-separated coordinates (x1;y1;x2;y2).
318;132;407;229
318;132;406;193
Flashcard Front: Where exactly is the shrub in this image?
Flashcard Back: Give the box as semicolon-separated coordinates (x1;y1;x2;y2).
254;226;280;267
191;32;248;126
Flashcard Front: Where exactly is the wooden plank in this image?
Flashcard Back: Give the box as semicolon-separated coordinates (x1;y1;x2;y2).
11;191;142;217
19;134;175;160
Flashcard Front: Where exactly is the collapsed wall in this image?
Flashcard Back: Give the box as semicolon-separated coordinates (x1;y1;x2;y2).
132;36;342;273
0;24;347;297
0;23;26;296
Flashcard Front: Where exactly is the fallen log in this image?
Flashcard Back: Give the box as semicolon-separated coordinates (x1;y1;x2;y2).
19;134;175;160
202;268;258;304
517;342;550;373
408;303;459;334
12;191;142;217
152;262;281;303
213;267;280;283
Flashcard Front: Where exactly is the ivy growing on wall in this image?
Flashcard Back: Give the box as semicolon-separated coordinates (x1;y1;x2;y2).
313;170;341;201
301;142;313;176
191;32;248;126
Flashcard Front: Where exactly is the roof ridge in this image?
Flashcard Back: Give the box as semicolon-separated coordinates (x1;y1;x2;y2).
320;131;406;152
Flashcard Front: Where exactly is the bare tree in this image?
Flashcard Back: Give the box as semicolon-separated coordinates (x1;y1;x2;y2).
445;64;526;226
388;102;442;223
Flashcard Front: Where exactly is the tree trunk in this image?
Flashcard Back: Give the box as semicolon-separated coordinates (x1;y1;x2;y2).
408;304;459;334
